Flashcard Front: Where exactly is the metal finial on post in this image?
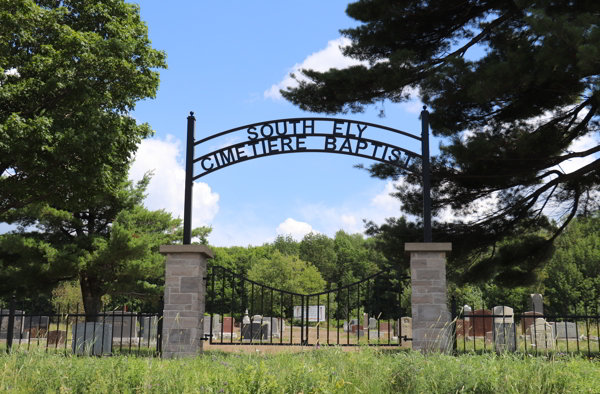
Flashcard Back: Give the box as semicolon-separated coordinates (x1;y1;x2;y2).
421;107;432;242
183;112;196;244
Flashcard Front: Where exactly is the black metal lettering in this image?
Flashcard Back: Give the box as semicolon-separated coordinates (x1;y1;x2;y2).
381;145;388;160
345;122;355;137
260;140;267;154
389;148;401;162
332;121;344;136
275;122;287;136
281;137;293;152
261;124;274;137
201;157;214;171
355;139;368;154
214;152;221;167
371;142;383;158
296;136;307;151
324;136;337;151
247;126;258;140
289;120;300;134
303;120;314;134
248;141;259;156
219;148;236;165
357;124;367;138
235;145;247;160
268;138;279;153
339;138;352;153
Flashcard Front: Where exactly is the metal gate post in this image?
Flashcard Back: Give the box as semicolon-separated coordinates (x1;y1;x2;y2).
6;295;16;352
183;112;196;245
421;107;432;243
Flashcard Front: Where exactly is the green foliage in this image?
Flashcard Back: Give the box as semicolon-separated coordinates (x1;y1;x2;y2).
0;0;166;217
51;280;84;314
0;174;208;317
247;251;326;296
283;0;600;285
0;350;598;393
542;214;600;315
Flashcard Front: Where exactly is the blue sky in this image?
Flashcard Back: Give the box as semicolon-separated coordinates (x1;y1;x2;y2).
124;0;430;247
2;0;595;246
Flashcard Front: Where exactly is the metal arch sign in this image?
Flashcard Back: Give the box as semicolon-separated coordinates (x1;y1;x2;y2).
182;111;433;244
192;117;421;179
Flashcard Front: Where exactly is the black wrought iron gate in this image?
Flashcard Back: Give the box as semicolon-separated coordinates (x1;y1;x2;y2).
204;265;411;346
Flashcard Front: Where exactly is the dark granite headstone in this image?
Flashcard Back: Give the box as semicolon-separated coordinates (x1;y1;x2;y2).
72;323;113;355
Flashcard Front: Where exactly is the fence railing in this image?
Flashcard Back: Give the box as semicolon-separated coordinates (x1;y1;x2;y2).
205;265;411;347
0;295;163;356
450;297;600;357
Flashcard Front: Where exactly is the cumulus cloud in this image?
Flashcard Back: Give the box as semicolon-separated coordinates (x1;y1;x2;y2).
276;218;318;241
265;37;366;100
371;181;404;213
129;136;220;228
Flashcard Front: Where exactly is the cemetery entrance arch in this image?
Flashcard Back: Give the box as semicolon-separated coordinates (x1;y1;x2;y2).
182;111;433;244
205;264;410;347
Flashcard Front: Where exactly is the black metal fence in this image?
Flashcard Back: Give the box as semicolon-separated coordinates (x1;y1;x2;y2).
451;296;600;357
205;265;411;347
0;295;163;356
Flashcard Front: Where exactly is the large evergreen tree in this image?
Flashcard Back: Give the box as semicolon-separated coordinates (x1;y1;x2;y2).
283;0;600;285
0;175;208;320
0;0;166;217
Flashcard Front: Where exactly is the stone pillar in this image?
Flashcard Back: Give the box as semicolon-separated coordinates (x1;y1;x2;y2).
406;243;452;353
159;245;213;358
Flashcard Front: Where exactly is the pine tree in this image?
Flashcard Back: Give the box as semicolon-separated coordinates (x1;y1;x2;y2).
283;0;600;285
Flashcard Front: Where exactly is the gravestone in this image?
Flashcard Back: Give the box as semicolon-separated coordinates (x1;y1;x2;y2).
139;316;158;342
456;319;468;338
351;325;363;334
492;306;516;352
463;305;472;321
343;321;349;333
471;309;493;337
242;322;268;341
0;310;25;339
101;312;137;339
530;294;543;314
395;317;412;346
202;314;221;338
378;322;392;333
220;316;237;339
530;318;554;350
550;321;579;339
47;330;66;345
23;316;50;332
522;311;543;334
72;323;112;355
368;318;377;330
262;316;281;338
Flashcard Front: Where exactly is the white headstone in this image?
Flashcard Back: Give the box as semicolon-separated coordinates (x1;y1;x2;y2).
492;306;514;324
530;318;554;350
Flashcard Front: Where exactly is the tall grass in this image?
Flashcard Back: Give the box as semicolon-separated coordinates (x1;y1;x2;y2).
0;347;597;393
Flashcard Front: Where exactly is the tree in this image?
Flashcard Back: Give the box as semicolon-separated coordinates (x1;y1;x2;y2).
0;0;166;217
542;214;599;315
0;175;209;320
299;232;337;285
282;0;600;285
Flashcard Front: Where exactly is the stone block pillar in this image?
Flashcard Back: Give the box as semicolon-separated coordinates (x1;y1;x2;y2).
159;245;213;358
406;243;452;353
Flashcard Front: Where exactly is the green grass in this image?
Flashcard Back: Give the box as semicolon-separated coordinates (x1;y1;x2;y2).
0;347;598;393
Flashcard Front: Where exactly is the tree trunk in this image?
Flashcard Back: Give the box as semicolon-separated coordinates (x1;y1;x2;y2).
80;275;104;322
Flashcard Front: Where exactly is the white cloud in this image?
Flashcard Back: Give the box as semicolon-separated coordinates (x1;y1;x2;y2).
276;218;318;241
265;37;366;100
129;136;220;229
371;181;403;212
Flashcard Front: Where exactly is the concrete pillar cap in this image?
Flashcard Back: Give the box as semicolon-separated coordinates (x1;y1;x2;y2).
159;244;214;258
